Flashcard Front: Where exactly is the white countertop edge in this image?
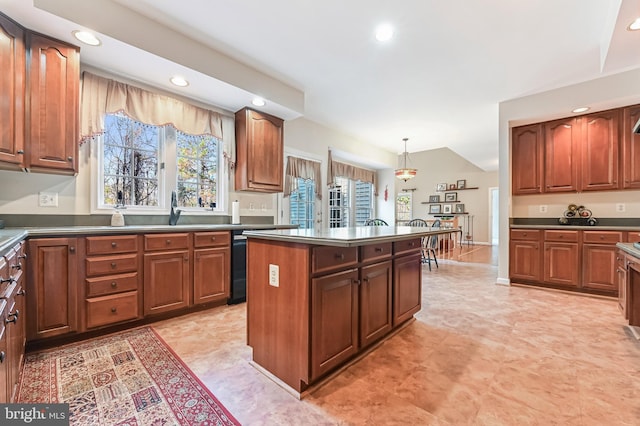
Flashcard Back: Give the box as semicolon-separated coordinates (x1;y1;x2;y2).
511;224;640;231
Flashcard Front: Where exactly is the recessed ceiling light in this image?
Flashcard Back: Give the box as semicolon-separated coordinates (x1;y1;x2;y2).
628;17;640;31
572;107;590;113
170;76;189;87
252;97;266;107
72;30;101;46
375;24;394;42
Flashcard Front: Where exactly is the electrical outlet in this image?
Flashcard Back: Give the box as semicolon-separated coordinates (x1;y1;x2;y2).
269;264;279;287
39;192;58;207
616;203;626;213
539;205;548;213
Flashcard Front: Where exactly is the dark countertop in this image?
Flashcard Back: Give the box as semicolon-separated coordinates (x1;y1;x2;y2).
243;226;460;247
0;224;297;255
510;224;640;231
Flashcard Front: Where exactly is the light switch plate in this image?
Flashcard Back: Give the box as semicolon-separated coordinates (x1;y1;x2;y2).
269;264;279;287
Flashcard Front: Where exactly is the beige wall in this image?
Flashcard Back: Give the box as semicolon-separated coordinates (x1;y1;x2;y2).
397;148;499;244
498;67;640;284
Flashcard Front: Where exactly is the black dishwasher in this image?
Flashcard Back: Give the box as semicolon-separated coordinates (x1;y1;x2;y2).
228;230;247;304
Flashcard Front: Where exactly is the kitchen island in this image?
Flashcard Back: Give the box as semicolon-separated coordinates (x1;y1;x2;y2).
243;226;456;397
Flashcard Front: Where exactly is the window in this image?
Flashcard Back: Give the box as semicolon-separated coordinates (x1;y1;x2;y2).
289;178;315;229
396;192;412;224
328;177;373;227
176;130;219;208
99;113;223;211
102;113;160;207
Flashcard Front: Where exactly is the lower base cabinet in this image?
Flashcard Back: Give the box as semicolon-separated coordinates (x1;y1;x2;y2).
359;261;393;348
543;241;579;287
393;252;422;326
144;251;190;315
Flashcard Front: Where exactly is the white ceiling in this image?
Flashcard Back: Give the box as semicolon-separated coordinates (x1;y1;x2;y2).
3;0;640;171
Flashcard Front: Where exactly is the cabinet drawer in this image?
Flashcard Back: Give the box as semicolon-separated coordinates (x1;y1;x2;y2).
583;231;623;244
86;291;139;329
194;231;231;248
361;242;392;263
393;238;422;255
627;231;640;242
144;233;190;251
86;235;138;255
510;229;541;241
85;253;138;277
86;272;139;297
544;230;578;242
312;246;358;274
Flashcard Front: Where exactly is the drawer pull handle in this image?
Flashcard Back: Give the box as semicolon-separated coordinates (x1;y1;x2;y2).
18;254;27;260
335;253;345;261
111;307;117;313
112;242;117;247
0;277;12;284
17;289;25;296
111;262;117;268
375;247;383;253
111;282;117;288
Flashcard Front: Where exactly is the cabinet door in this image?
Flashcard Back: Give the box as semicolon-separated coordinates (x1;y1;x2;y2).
0;14;25;167
543;242;579;287
582;244;618;293
622;104;640;189
393;252;422;326
580;110;620;191
143;251;190;315
311;269;359;380
617;253;628;318
193;247;230;305
235;108;284;192
27;238;78;340
509;240;541;282
544;118;580;192
359;261;392;348
27;33;79;173
0;300;7;403
511;124;543;195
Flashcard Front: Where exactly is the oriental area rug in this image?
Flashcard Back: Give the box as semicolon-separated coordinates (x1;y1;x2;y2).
18;327;240;426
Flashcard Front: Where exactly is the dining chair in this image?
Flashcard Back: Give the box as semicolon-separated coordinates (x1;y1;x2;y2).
407;219;430;266
364;218;388;226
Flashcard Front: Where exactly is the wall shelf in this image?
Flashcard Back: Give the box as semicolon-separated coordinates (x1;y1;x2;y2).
435;187;479;192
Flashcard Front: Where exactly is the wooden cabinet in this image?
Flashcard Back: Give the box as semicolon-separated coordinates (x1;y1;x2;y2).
0;299;8;403
234;107;284;192
622;104;640;189
582;231;623;292
580;110;620;191
193;231;230;305
392;239;422;326
143;233;190;316
84;235;141;329
543;230;579;288
511;124;543;195
26;33;80;174
543;118;580;193
27;238;77;340
4;244;26;402
617;251;628;318
628;260;640;327
509;229;542;282
311;268;359;380
359;242;392;348
0;13;26;169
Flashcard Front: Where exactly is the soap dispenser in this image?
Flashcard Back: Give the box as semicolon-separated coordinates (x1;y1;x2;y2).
111;190;125;227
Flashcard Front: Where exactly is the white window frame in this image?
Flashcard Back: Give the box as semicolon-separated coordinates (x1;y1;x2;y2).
328;177;374;227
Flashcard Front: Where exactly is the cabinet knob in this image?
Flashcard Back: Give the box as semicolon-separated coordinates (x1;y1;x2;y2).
69;246;76;253
112;242;117;248
523;233;527;236
67;156;73;161
111;307;117;313
0;351;4;363
166;239;171;245
111;282;117;288
17;150;24;155
184;256;189;261
111;262;117;268
211;236;216;241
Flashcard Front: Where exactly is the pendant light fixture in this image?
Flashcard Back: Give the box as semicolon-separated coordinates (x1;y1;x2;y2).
395;138;417;181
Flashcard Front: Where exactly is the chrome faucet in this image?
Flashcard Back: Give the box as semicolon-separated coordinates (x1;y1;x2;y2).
169;191;181;225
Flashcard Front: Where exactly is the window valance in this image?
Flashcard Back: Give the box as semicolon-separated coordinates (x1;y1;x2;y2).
283;156;322;200
79;71;226;141
327;150;378;196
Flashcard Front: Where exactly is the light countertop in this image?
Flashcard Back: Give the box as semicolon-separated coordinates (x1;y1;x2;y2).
617;243;640;259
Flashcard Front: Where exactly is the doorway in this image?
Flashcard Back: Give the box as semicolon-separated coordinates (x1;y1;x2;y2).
489;187;499;245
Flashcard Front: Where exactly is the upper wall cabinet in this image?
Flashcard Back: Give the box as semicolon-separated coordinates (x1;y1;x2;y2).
512;106;630;195
0;14;25;168
0;12;80;175
235;107;284;193
26;33;79;174
623;104;640;189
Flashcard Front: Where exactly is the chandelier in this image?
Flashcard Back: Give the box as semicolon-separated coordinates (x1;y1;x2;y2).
395;138;417;181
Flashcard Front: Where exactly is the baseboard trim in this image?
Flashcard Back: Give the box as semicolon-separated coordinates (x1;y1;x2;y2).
496;277;510;286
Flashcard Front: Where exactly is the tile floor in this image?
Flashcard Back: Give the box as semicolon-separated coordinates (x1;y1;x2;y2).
152;247;640;425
